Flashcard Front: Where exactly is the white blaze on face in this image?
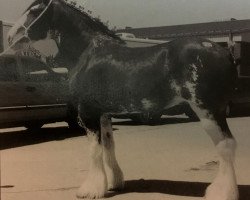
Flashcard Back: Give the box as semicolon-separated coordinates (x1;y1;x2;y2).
8;13;28;45
7;4;40;45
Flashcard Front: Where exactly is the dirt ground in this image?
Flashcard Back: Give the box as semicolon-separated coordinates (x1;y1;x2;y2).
1;116;250;200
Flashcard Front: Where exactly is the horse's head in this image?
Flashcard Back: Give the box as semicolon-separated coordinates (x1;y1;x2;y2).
8;0;56;49
8;0;122;67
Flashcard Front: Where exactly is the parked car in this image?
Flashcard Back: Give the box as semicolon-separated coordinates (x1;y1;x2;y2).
226;77;250;117
128;102;199;124
0;54;81;130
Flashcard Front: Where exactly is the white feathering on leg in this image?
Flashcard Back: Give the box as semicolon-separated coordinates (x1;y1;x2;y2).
205;138;239;200
101;115;124;190
77;131;108;199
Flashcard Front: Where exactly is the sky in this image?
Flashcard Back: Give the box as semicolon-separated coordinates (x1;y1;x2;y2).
1;0;250;29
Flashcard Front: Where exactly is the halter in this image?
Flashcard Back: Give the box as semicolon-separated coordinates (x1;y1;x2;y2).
0;0;53;57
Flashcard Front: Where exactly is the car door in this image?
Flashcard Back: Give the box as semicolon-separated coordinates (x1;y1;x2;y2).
233;77;250;115
19;57;68;121
0;55;29;125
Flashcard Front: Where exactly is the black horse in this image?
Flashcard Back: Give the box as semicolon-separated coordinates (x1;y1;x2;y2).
8;0;239;199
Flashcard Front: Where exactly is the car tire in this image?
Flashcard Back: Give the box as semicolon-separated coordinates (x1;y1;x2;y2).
131;112;162;124
25;123;43;131
226;103;232;117
67;103;85;132
67;117;84;131
185;110;200;121
183;104;200;121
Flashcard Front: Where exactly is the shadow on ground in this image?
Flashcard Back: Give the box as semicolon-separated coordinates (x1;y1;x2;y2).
0;127;85;150
108;179;250;200
112;117;196;126
1;117;196;150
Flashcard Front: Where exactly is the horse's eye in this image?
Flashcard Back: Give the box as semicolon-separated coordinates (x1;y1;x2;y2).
30;8;40;14
29;6;43;14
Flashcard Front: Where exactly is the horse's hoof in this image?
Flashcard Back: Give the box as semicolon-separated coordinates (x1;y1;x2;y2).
76;186;106;199
108;181;125;191
107;168;125;191
76;177;108;199
108;177;125;191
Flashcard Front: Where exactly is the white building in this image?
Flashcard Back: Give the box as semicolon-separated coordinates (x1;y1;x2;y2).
117;19;250;76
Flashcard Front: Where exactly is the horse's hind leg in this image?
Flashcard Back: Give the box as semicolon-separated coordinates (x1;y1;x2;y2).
190;105;239;200
77;118;108;199
101;114;124;190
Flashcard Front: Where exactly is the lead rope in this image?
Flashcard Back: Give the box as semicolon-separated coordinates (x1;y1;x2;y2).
0;0;53;57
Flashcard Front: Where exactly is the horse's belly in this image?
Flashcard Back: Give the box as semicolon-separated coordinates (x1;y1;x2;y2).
78;60;174;115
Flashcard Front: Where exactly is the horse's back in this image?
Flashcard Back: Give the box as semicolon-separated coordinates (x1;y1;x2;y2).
74;37;237;117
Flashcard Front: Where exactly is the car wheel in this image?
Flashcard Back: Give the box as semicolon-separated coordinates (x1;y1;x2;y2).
67;117;84;131
67;103;85;132
226;103;232;117
185;110;200;121
25;123;43;131
131;112;162;124
183;104;200;121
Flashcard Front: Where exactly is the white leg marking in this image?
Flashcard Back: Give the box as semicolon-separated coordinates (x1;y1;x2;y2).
188;105;239;199
205;138;239;200
200;118;225;144
77;131;108;199
101;115;124;191
189;103;225;144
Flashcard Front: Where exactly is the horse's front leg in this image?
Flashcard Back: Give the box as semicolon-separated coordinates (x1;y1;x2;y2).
77;122;108;199
101;115;124;191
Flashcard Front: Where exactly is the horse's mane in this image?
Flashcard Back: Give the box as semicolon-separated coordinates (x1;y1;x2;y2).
60;0;121;40
25;0;121;40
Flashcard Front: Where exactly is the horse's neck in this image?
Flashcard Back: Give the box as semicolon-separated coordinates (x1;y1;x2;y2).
53;9;116;69
55;31;89;69
55;31;114;69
